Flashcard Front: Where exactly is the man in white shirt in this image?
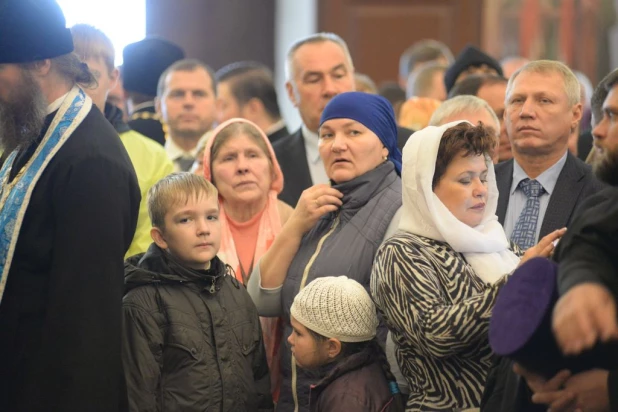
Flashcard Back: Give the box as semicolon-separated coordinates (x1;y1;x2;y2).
156;59;217;171
272;33;353;206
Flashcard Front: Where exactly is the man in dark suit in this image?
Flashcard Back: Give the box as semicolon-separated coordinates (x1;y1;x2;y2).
274;33;412;206
156;59;217;172
495;60;604;250
215;61;289;144
481;67;614;412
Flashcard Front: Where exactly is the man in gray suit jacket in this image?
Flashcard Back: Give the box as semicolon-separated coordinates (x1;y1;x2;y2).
495;60;604;249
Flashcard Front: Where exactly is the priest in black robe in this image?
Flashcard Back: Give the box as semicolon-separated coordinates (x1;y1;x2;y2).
0;1;140;411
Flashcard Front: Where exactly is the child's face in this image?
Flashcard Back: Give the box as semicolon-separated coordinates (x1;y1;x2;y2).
288;316;330;370
152;193;221;270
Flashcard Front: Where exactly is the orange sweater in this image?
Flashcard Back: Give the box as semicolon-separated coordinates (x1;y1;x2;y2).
226;209;263;281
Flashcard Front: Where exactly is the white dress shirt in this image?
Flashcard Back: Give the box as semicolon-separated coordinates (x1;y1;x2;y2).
503;152;568;242
301;125;329;185
265;119;286;136
165;136;203;172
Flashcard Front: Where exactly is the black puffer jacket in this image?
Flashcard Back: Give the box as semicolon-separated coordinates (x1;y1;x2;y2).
122;244;273;412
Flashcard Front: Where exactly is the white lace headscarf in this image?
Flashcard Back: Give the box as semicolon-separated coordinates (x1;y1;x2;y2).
398;121;519;284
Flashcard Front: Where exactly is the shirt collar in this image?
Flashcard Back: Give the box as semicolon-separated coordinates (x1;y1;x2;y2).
265;119;286;135
132;101;155;113
165;135;204;160
47;92;69;114
511;151;568;195
302;124;321;163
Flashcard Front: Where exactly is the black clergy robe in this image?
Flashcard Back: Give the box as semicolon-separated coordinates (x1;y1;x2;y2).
0;105;140;412
128;103;166;146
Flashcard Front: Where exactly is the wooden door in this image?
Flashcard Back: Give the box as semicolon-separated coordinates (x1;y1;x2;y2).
318;0;485;86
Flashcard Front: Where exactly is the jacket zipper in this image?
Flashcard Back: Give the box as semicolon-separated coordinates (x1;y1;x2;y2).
292;212;340;412
299;213;340;290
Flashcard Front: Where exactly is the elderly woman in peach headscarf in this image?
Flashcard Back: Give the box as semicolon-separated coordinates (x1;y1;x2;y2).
203;118;293;402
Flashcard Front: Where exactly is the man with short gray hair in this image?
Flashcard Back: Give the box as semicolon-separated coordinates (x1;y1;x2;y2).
448;74;511;161
272;33;355;206
429;95;501;163
496;60;603;250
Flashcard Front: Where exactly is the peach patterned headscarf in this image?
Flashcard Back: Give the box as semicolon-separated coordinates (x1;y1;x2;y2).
203;117;284;283
203;117;285;401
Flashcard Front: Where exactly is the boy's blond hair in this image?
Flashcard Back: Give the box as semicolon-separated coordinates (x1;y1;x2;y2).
70;24;116;74
148;173;218;229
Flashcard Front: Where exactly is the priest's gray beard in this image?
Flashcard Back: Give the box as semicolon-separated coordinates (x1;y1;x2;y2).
0;68;47;155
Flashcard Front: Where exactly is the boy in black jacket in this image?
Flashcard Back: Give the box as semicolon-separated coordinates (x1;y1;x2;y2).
122;172;273;411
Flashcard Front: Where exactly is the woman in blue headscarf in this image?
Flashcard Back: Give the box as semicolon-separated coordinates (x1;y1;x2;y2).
247;92;404;411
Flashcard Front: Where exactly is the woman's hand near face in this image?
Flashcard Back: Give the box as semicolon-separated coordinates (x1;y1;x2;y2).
286;184;343;235
519;228;567;266
257;185;342;289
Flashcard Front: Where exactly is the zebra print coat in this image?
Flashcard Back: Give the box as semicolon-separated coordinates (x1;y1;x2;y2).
371;231;517;411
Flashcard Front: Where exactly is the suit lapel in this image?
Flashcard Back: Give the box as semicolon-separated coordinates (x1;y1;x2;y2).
539;153;585;238
293;128;313;189
495;160;514;225
277;128;313;206
267;124;289;145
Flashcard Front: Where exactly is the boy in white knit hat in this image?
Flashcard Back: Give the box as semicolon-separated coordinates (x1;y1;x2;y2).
288;276;405;411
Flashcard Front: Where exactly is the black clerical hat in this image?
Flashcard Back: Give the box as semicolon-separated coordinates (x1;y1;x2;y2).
443;45;502;93
122;37;185;97
489;257;618;378
0;0;74;64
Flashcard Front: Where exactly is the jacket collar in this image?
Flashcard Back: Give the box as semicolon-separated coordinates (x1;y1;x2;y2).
104;102;131;134
331;161;397;220
124;243;229;294
308;344;376;407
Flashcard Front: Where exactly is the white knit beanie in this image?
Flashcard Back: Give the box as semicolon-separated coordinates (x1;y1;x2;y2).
290;276;378;343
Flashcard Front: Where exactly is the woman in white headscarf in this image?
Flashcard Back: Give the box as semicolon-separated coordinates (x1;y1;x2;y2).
371;121;564;411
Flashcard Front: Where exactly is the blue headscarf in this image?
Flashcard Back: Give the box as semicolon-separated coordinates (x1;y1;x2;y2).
319;92;402;175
